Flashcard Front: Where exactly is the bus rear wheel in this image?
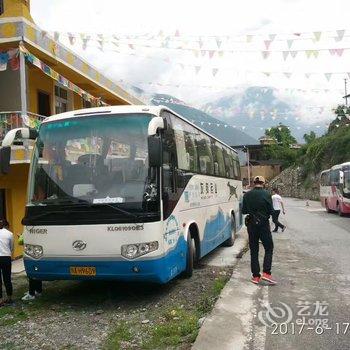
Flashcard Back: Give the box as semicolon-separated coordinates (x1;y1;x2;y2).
223;214;236;247
337;203;344;217
182;236;196;278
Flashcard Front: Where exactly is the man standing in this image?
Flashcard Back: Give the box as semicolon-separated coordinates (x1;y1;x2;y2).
0;219;14;305
271;188;286;233
242;176;276;285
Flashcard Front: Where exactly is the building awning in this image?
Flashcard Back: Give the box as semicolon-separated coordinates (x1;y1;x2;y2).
0;18;143;106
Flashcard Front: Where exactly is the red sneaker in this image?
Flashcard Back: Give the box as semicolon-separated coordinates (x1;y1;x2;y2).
251;276;261;285
261;273;277;285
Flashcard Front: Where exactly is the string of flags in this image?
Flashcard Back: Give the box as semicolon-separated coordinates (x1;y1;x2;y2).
121;79;343;93
0;112;43;130
19;45;108;106
190;120;339;131
58;34;350;60
46;28;350;48
0;49;20;71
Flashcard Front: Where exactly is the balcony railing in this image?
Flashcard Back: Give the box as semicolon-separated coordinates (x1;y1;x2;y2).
0;111;46;141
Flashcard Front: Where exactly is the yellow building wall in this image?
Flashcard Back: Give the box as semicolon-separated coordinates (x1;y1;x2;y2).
241;165;282;183
0;0;33;22
28;67;54;115
73;92;83;110
0;164;29;258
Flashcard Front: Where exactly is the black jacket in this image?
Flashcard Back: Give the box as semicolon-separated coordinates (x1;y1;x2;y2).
242;187;274;221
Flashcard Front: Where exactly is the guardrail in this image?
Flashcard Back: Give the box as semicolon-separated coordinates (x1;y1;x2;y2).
0;111;46;141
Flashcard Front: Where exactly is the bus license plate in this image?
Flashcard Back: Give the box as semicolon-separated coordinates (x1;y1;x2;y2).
70;266;96;276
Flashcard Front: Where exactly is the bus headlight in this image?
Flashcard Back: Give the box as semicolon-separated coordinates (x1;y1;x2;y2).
24;244;43;259
121;241;158;259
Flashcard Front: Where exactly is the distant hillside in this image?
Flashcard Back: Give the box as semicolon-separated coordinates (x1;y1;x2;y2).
203;86;327;141
150;94;258;146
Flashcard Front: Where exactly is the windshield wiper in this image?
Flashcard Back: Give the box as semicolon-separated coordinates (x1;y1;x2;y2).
22;209;71;224
92;203;139;220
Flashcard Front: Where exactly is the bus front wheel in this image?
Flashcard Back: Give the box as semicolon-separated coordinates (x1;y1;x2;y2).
182;236;196;278
325;200;332;213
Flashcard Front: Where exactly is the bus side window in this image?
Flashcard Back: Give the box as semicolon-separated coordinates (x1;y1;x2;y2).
161;113;177;193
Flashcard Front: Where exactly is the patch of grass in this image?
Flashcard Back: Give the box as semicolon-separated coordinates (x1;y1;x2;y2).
0;307;28;326
142;308;198;349
143;276;229;349
104;321;133;350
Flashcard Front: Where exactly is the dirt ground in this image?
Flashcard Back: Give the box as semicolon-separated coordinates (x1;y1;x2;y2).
0;263;234;350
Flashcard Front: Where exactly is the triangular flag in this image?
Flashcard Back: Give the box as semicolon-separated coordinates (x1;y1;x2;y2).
198;37;203;48
313;50;319;58
218;51;224;57
246;35;253;43
98;40;104;51
305;73;311;79
282;51;289;60
81;35;90;50
290;51;298;58
261;51;270;59
212;68;219;76
269;34;276;41
306;50;313;58
336;29;345;42
195;66;201;74
325;73;332;81
284;72;292;79
335;48;344;57
208;50;215;59
67;33;76;45
175;29;180;37
215;37;222;49
329;49;336;55
264;40;272;50
201;50;207;57
314;31;322;41
179;63;185;70
287;39;294;49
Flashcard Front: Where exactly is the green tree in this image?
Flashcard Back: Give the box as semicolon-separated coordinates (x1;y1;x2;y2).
265;123;297;146
303;131;316;144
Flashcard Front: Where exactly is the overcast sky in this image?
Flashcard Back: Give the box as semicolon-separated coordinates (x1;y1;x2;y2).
30;0;350;124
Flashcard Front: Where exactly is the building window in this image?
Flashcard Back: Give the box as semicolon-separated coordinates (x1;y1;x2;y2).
0;1;4;16
82;99;92;108
55;86;68;114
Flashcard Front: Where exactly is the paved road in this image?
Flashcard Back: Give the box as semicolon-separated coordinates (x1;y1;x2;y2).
193;198;350;350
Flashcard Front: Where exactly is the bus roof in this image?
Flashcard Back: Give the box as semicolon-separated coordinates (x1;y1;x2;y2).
41;105;238;154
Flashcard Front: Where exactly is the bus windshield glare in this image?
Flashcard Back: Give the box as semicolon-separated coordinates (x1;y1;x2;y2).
29;113;154;208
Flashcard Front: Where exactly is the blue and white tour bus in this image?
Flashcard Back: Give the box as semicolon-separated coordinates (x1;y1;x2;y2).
1;106;243;283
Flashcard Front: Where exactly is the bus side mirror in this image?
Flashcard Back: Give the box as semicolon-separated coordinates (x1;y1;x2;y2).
340;171;344;184
148;136;162;167
0;147;11;174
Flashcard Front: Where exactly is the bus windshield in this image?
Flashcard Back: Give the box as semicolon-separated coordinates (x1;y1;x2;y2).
344;168;350;197
29;113;155;209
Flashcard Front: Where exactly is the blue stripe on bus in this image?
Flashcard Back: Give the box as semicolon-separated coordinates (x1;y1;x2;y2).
24;236;187;284
201;208;232;257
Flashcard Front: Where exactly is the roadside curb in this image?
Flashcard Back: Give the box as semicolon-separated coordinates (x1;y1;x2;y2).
192;231;249;350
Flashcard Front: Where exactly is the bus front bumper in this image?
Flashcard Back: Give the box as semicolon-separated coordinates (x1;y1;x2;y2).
24;242;187;284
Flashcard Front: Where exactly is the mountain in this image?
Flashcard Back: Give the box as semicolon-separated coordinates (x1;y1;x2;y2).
125;85;258;146
150;94;258;146
202;86;327;142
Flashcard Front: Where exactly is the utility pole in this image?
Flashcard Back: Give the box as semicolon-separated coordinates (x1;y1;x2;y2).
345;78;348;107
246;147;250;188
